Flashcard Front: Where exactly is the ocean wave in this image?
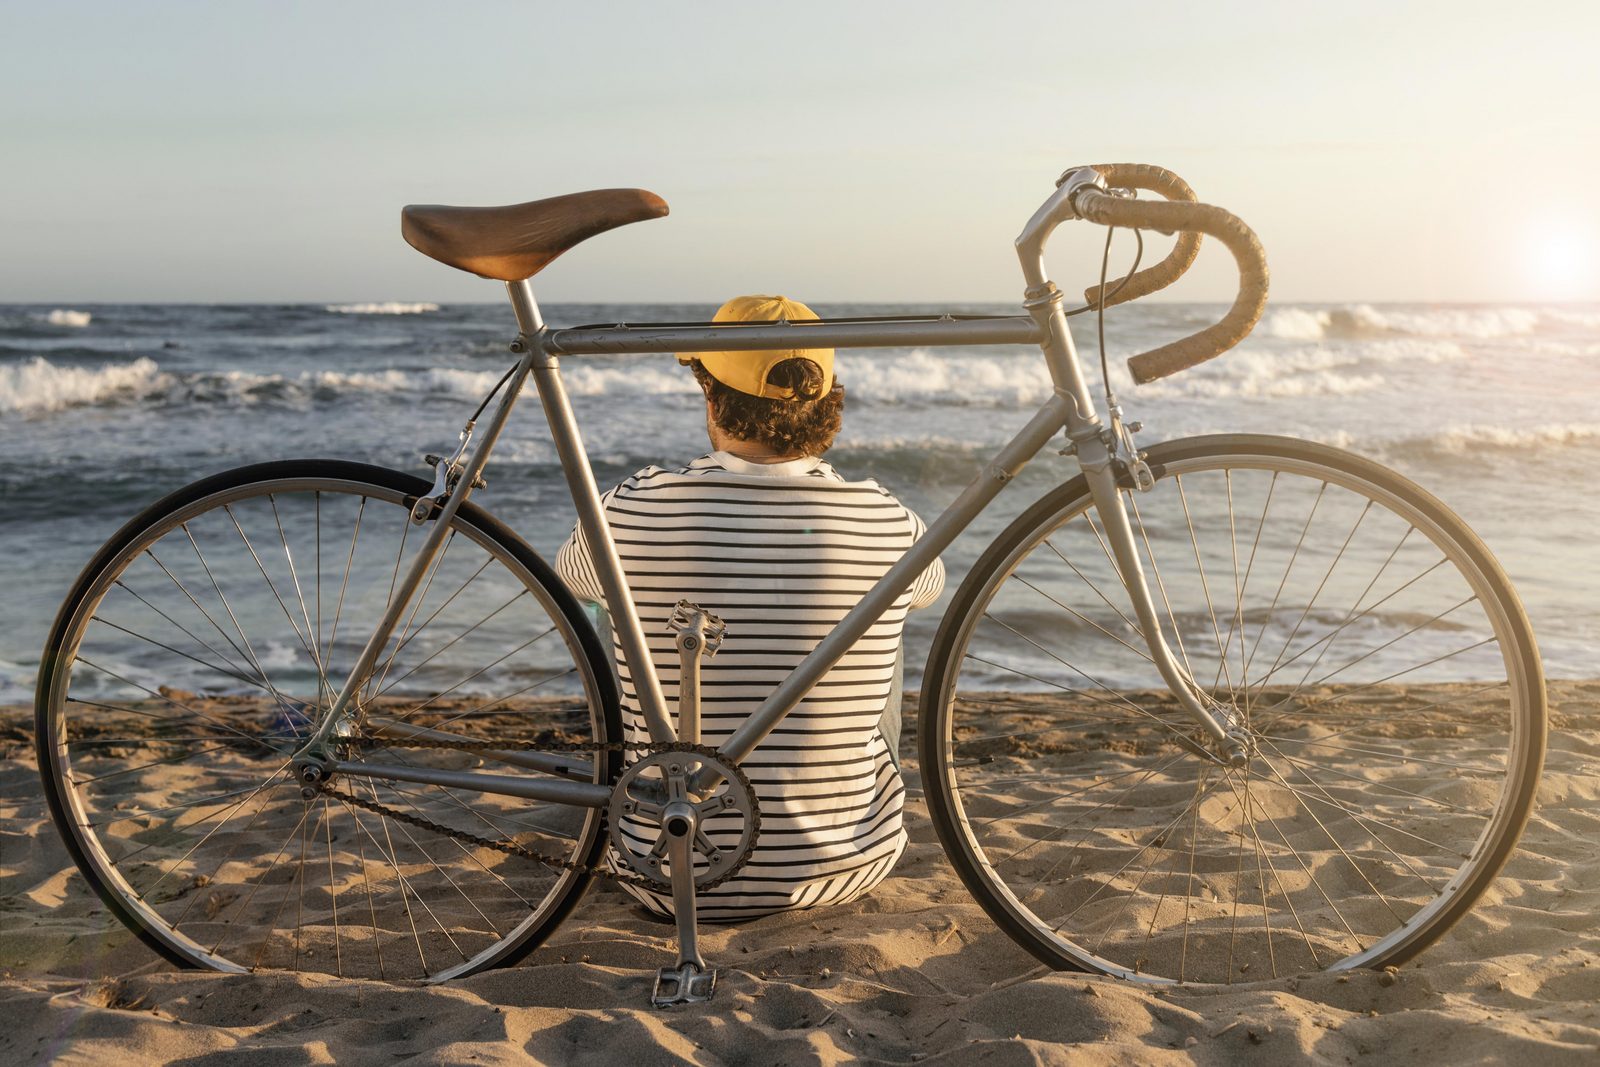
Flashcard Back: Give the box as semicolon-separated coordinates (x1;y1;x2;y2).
1129;341;1468;400
1542;307;1600;330
561;364;698;398
0;357;704;416
847;350;1056;407
1313;422;1600;457
838;347;1417;406
1394;423;1600;455
46;309;92;328
325;302;440;315
1260;304;1543;341
0;356;168;414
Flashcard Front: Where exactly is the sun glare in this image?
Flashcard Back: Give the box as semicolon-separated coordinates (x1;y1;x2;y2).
1522;225;1598;300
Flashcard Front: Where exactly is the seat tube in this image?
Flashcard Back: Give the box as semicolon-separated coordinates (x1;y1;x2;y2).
508;281;676;744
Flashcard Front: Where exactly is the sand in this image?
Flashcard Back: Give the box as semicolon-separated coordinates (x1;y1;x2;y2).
3;681;1598;1065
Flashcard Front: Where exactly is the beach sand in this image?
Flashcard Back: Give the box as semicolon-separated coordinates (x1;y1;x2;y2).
2;681;1598;1065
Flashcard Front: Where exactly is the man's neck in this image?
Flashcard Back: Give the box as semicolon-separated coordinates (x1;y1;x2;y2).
708;430;804;464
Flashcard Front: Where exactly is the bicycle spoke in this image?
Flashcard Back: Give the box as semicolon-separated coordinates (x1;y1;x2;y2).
963;649;1191;734
371;591;533;698
929;443;1537;985
89;616;272;696
1252;500;1374;692
1253;555;1450;711
383;625;558;721
1013;572;1153;663
1248;750;1408;927
1274;525;1417;700
1256;738;1455;885
369;532;460;700
112;578;257;685
1038;537;1144;639
66;678;280;756
225;503;321;675
45;475;604;982
1121;491;1200;682
977;614;1184;727
325;496;366;670
423;668;582;731
1173;474;1237;700
269;495;333;706
1242;481;1327;682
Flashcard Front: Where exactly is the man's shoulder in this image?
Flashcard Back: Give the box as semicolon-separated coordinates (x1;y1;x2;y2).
614;455;907;509
810;459;895;497
614;455;723;493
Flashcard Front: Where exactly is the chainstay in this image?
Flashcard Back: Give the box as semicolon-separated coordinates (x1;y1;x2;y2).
320;737;759;892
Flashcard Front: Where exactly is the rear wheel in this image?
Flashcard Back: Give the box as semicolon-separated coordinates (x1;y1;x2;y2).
36;460;619;982
921;435;1544;983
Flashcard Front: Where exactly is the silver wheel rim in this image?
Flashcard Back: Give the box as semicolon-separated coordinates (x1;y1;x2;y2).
934;444;1538;984
43;473;608;981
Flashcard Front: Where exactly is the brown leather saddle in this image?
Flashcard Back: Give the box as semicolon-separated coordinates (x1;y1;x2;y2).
401;188;668;281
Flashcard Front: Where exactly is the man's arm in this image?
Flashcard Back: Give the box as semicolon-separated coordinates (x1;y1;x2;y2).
904;510;945;610
554;486;622;606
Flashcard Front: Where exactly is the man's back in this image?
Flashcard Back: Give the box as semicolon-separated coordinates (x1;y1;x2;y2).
557;450;943;920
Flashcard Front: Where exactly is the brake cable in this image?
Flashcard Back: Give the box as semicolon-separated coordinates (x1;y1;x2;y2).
1091;221;1155;490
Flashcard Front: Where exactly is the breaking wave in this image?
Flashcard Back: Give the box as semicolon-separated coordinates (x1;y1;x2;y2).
1260;304;1549;341
45;309;92;328
0;357;168;414
0;357;704;416
1314;423;1600;458
325;302;440;315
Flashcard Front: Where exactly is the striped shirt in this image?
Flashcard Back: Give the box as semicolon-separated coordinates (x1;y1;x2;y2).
556;451;944;921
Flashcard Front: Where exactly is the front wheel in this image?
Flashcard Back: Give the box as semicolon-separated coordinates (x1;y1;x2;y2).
36;460;620;982
921;434;1545;984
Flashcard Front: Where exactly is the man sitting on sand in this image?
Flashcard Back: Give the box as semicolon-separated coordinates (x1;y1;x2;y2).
556;294;944;921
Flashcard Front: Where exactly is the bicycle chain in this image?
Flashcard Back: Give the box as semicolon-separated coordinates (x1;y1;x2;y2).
315;735;760;893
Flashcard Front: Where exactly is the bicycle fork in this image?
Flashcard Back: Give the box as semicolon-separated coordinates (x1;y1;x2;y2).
1072;433;1250;765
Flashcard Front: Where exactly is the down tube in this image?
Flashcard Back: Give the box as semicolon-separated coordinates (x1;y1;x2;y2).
715;391;1077;768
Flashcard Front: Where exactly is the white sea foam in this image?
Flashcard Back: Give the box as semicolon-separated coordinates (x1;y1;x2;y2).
1259;304;1543;341
560;365;699;398
1313;422;1600;457
1132;344;1404;400
45;309;92;328
1400;423;1600;454
0;356;168;414
325;302;440;315
1542;307;1600;330
0;359;705;415
1260;307;1331;340
847;350;1056;407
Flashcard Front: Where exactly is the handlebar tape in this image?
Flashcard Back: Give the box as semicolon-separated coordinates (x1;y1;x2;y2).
1077;164;1202;310
1073;184;1270;384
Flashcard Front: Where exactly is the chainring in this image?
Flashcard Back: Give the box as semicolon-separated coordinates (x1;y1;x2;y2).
607;748;759;891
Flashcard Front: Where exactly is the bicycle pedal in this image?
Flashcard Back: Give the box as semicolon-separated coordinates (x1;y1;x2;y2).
651;963;716;1007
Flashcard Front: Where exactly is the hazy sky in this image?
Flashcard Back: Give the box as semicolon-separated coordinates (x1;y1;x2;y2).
4;1;1597;304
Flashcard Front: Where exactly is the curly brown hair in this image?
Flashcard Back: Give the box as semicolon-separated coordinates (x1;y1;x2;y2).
689;358;844;457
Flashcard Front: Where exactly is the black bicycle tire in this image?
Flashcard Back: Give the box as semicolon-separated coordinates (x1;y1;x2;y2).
34;458;622;980
919;433;1546;979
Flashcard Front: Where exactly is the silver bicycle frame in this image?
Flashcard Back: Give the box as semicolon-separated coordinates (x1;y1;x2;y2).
300;174;1237;801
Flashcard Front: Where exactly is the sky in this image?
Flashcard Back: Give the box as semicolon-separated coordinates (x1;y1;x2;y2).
3;0;1598;304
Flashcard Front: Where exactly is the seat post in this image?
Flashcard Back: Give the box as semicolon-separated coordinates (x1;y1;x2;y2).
507;278;545;335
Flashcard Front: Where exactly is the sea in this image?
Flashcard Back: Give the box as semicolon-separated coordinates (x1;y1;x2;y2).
2;300;1596;703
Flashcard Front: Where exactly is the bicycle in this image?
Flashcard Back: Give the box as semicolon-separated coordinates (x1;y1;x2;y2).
34;164;1546;1001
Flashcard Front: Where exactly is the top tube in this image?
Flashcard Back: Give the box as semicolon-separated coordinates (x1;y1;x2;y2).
543;313;1045;356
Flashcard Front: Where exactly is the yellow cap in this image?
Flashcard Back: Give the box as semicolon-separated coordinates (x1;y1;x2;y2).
677;294;834;400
